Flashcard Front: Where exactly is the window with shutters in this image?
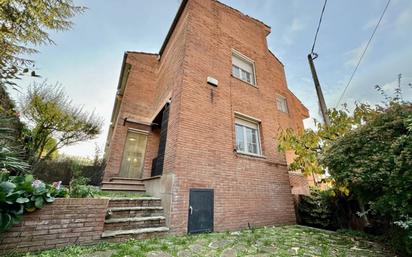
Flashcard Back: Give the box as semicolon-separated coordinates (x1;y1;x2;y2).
231;51;256;86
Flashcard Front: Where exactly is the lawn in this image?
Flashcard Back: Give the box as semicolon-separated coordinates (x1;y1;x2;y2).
87;186;150;199
16;225;392;257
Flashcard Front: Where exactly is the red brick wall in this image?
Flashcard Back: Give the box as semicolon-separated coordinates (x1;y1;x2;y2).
142;128;160;178
0;198;108;254
104;53;159;180
104;0;309;234
104;5;190;181
166;0;309;234
103;4;191;225
289;172;310;195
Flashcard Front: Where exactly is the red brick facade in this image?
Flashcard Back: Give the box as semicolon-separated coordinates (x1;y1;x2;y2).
289;172;311;195
104;0;309;234
0;198;108;254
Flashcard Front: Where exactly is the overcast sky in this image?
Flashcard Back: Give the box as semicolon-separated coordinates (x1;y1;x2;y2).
12;0;412;158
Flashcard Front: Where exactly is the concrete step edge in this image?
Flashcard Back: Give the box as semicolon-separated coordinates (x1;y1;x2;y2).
102;181;145;186
105;216;166;224
109;206;164;211
108;197;160;201
101;187;146;192
109;177;143;181
101;227;169;238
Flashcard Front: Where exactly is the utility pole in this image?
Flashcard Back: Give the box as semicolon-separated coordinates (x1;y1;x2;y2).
307;53;330;126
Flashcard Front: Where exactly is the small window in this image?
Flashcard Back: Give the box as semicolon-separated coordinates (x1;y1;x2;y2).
276;95;288;113
232;52;256;85
235;116;261;155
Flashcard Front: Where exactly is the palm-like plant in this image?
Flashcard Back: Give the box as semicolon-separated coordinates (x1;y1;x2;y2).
0;117;29;175
0;146;29;174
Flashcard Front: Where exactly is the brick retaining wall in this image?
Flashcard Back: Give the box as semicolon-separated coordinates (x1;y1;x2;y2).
0;198;109;254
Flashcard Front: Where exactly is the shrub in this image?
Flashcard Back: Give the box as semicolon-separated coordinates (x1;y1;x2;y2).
69;175;93;198
32;158;105;186
322;103;412;256
0;146;30;175
297;188;336;230
0;171;68;231
390;217;412;256
0;116;30;175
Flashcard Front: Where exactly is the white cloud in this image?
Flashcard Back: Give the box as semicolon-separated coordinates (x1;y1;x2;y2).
343;41;370;68
362;17;388;30
395;9;412;28
290;18;305;32
281;18;305;46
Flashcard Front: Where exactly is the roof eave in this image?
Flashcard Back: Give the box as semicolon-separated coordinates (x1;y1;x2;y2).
159;0;189;57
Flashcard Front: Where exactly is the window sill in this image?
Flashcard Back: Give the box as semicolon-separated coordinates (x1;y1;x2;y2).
235;151;266;159
231;75;258;88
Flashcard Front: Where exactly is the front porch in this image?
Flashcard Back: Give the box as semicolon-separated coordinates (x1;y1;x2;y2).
102;103;170;192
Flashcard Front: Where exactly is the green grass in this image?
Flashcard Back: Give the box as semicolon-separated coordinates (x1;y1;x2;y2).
89;186;150;199
8;225;393;257
92;190;149;199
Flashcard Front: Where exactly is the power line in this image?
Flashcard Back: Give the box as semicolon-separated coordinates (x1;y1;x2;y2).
308;0;330;125
335;0;391;107
311;0;328;54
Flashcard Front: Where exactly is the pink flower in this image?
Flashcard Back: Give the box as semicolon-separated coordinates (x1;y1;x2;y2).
32;179;44;189
52;181;62;190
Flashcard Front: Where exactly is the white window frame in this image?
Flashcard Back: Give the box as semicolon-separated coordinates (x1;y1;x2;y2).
231;49;257;86
276;95;289;113
234;114;262;156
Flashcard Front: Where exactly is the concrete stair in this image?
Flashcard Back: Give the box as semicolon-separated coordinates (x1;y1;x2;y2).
101;177;145;192
101;197;169;241
101;227;169;238
104;216;166;230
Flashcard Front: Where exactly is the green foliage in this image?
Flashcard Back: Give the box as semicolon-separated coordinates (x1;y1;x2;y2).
21;82;102;164
0;146;29;174
32;156;105;186
0;172;67;232
69;176;93;198
278;104;377;176
92;190;147;199
0;115;29;175
389;226;412;257
0;0;85;86
15;226;391;257
322;103;412;219
298;188;336;229
322;103;412;256
0;85;18;117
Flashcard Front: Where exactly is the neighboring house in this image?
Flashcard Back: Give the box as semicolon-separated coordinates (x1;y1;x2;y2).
103;0;309;234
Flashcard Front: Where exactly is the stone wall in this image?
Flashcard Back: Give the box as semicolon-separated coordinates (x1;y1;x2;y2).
0;198;108;254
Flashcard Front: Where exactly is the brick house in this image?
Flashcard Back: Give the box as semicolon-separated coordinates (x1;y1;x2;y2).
103;0;309;234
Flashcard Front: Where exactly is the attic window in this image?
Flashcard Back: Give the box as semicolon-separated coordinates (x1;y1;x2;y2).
232;51;256;86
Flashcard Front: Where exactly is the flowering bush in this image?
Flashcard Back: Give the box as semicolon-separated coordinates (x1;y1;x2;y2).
0;170;68;231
